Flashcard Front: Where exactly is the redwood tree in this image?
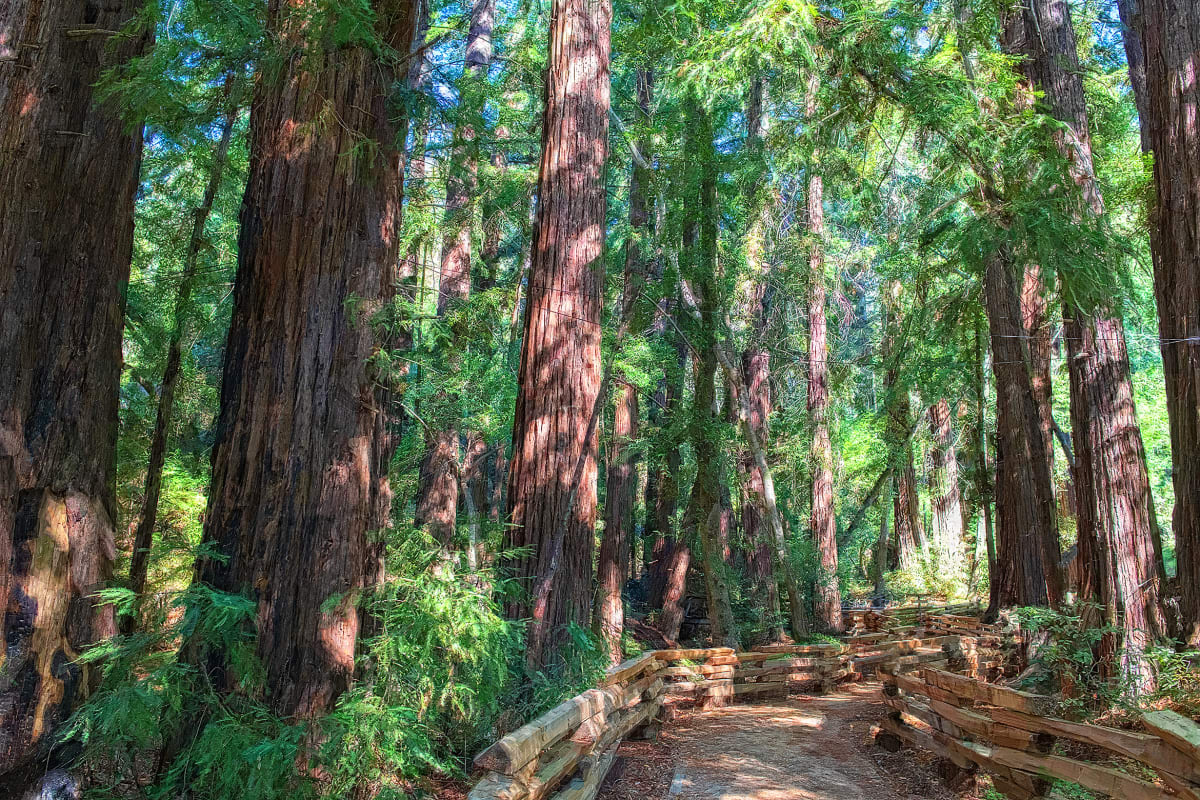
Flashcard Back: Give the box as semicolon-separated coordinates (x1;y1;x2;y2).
185;0;416;722
0;0;146;781
807;75;842;632
595;69;653;663
741;77;782;638
1008;0;1167;682
927;398;966;586
983;246;1063;613
503;0;610;668
1122;0;1200;645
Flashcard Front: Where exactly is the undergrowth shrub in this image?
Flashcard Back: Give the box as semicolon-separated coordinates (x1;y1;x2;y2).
321;533;521;797
69;534;612;799
1014;604;1123;713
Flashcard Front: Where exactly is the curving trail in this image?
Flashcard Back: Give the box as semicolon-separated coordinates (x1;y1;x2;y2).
598;683;959;800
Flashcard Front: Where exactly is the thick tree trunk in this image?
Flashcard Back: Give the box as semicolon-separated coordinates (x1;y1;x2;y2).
1020;264;1056;489
502;0;610;668
186;0;415;723
682;108;738;648
740;77;782;640
927;399;966;588
983;247;1062;613
594;69;653;663
414;0;495;546
1122;0;1200;646
806;79;842;633
645;311;687;615
0;0;146;782
741;327;781;637
127;107;238;627
1006;0;1168;682
658;538;691;643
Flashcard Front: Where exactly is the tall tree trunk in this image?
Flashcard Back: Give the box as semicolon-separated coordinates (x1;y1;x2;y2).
1007;0;1168;682
645;304;687;622
182;0;415;726
682;106;738;648
971;316;997;594
893;398;923;570
127;106;238;629
414;0;495;546
1020;264;1056;490
807;77;842;633
983;246;1063;613
927;398;966;588
873;478;894;598
881;285;924;571
741;76;782;640
1120;0;1200;646
502;0;610;668
594;69;653;663
0;0;146;782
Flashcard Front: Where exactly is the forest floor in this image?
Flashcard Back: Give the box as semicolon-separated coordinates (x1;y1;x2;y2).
596;682;978;800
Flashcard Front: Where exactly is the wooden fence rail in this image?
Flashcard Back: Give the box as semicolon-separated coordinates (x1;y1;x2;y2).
467;610;998;800
875;664;1200;800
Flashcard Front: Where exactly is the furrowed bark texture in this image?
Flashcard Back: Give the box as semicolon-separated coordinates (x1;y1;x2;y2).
1129;0;1200;645
1020;264;1056;489
595;69;652;663
741;77;781;638
881;286;922;571
414;0;495;546
806;77;841;633
983;248;1062;613
502;0;610;667
192;0;415;719
927;399;966;587
0;0;146;778
1008;0;1167;681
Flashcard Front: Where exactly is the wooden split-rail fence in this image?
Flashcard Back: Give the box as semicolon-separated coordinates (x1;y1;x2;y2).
466;642;848;800
466;610;1007;800
876;663;1200;800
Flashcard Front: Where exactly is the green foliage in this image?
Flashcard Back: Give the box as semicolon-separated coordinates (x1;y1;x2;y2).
321;534;520;792
1014;605;1123;714
68;584;308;800
1143;647;1200;716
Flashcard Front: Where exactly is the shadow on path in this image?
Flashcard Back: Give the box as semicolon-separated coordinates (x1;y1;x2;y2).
598;682;961;800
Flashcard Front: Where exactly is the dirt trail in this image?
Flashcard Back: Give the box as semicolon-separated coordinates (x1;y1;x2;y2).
598;683;960;800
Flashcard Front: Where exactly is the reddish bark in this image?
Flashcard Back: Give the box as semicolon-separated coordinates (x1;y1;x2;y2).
983;247;1063;613
740;76;781;637
1007;0;1167;679
0;0;146;779
927;399;966;584
807;169;842;632
805;74;841;633
1125;0;1200;645
1020;264;1056;486
594;69;653;663
188;0;416;721
502;0;610;667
